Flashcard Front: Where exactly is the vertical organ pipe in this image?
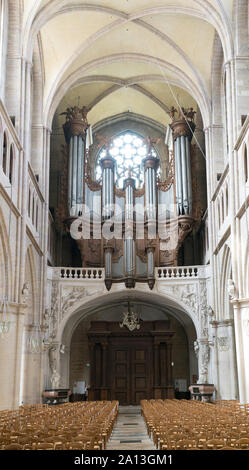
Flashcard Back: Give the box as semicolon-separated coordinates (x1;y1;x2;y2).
171;117;195;217
101;156;115;219
180;135;188;214
185;137;192;215
124;176;135;279
144;155;158;221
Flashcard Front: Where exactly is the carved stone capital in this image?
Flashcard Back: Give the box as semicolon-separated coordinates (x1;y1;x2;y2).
170;118;195;142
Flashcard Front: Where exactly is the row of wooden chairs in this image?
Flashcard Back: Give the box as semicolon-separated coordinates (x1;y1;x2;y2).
0;401;118;450
141;399;249;450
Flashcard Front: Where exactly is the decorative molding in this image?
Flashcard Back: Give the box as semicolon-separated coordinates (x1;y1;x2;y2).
217;336;231;351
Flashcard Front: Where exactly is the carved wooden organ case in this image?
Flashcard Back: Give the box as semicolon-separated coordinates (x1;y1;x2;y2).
58;107;202;291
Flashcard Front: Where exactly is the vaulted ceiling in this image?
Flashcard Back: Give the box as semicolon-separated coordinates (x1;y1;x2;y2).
23;0;234;128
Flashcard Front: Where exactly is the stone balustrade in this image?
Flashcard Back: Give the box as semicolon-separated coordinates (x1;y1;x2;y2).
155;266;204;279
54;267;105;280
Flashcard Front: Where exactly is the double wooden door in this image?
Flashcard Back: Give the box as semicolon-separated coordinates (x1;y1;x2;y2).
111;339;152;405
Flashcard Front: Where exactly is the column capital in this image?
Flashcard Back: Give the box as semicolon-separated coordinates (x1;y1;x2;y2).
124;176;136;189
144;155;159;170
100;155;115;171
62;106;89;142
170;118;195;142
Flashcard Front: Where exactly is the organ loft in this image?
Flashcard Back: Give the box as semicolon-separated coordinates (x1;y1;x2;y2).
56;104;205;291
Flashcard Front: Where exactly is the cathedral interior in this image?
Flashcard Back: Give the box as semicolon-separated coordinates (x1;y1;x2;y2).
0;0;249;439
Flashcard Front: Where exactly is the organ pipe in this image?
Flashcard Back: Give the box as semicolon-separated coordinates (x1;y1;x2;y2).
101;155;115;219
170;117;195;216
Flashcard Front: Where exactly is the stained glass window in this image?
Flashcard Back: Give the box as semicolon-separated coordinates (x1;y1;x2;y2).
96;132;159;188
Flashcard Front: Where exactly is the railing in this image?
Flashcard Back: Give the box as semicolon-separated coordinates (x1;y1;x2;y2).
53;266;208;281
156;266;204;279
57;267;105;280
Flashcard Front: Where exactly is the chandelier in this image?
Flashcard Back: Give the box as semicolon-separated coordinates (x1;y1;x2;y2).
0;296;11;337
120;302;141;332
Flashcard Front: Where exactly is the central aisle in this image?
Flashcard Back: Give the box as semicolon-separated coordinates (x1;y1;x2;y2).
107;405;156;450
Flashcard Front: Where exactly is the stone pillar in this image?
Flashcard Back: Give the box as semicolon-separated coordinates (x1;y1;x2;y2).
170;118;195;216
233;300;249;403
153;343;160;390
195;338;210;384
101;155;115;220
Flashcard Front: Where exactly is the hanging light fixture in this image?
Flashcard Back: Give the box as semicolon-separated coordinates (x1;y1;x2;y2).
120;301;141;332
0;296;11;337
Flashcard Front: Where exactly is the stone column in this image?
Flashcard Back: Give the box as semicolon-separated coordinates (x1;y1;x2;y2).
233;300;249;403
170;118;195;216
153;343;160;388
196;339;210;384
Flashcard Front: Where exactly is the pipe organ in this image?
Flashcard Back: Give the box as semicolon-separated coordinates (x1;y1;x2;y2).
59;106;201;291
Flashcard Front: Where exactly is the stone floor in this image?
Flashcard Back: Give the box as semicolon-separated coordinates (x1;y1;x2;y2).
107;405;156;450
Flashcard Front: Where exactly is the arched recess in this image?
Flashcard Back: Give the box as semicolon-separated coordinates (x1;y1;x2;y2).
0;205;12;301
55;287;199;390
220;243;233;320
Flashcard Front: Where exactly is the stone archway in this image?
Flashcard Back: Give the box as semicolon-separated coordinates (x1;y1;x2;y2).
56;287;199;399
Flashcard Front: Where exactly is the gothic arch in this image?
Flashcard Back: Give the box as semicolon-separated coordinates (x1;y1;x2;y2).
46;52;211;130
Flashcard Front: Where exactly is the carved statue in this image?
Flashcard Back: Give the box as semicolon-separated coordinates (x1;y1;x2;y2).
51;368;60;389
186;107;196;122
228;279;237;300
194;340;199;357
207;306;215;318
169;106;178;120
21;282;29;303
198;343;210;384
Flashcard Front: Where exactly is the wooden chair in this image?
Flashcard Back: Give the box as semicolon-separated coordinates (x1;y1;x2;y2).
235;438;249;449
206;439;226;450
36;442;55;450
4;443;23;450
175;439;197;450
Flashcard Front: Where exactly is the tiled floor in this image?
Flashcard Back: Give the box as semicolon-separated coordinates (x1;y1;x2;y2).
107;406;156;450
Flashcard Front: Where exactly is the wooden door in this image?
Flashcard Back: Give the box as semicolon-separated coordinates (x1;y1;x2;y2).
111;340;152;405
131;345;151;405
111;347;131;405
